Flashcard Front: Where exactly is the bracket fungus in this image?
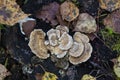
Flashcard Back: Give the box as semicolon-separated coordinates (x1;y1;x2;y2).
28;25;93;65
69;41;84;57
0;0;29;26
56;25;69;36
68;32;93;65
73;32;89;43
60;1;79;22
28;29;49;59
74;13;97;33
99;0;120;12
69;43;93;65
47;29;60;46
58;32;73;50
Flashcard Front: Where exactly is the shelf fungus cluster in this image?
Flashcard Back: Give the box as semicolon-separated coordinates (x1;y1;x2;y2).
69;32;93;65
28;25;93;66
0;0;29;26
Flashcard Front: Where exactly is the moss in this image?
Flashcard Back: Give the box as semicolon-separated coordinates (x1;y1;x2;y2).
100;27;120;53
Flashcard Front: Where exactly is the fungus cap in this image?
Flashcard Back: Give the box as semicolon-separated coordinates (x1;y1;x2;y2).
56;25;69;36
73;32;89;43
69;41;84;57
60;1;79;22
58;32;73;50
69;43;92;65
28;29;49;59
74;13;97;33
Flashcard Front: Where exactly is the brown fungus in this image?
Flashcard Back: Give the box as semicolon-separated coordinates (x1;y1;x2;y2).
28;29;49;59
99;0;120;12
60;1;79;22
74;13;97;33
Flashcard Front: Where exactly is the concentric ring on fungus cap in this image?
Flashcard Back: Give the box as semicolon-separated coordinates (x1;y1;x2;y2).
28;29;49;59
69;41;84;57
58;32;73;50
69;43;93;65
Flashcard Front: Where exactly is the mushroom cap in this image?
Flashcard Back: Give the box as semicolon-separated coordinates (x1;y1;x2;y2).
56;25;69;36
69;41;84;57
69;43;93;65
74;13;97;33
48;33;58;46
28;29;49;59
53;46;67;58
48;45;67;58
47;29;60;38
59;32;73;50
19;17;35;36
47;29;61;46
60;1;79;22
99;0;120;12
73;32;89;43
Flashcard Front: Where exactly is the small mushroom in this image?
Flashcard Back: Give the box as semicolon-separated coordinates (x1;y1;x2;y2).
60;1;79;22
56;25;69;36
59;32;73;50
74;13;97;33
73;32;89;43
69;41;84;57
19;17;36;36
69;43;93;65
28;29;49;59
